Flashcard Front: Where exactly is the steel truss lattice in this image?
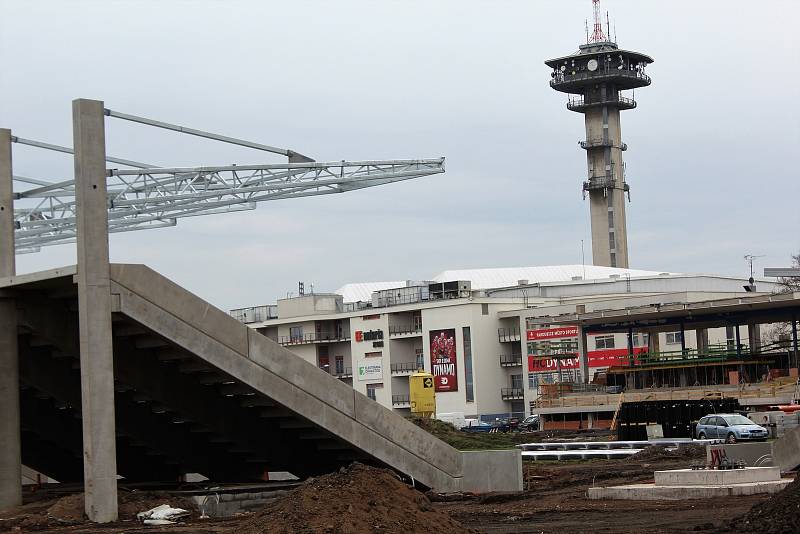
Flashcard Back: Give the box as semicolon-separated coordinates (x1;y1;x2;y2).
10;109;445;252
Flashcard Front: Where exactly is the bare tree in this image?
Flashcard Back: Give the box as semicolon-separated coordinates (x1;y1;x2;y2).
763;251;800;346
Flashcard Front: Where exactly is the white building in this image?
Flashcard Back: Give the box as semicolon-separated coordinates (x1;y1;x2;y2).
231;266;776;422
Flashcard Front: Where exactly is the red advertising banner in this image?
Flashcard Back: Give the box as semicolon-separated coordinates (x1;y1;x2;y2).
528;347;648;373
527;326;579;341
430;329;458;392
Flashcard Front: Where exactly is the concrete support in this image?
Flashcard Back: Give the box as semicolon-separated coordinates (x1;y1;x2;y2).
72;99;118;522
735;325;742;357
695;328;709;356
748;323;761;355
792;316;798;369
679;323;687;354
576;327;589;383
0;128;22;509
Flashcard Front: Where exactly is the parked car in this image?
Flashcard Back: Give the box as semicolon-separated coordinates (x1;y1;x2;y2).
460;420;510;433
518;415;540;432
695;414;769;443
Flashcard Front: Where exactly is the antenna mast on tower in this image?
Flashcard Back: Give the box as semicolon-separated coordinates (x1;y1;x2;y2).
589;0;607;43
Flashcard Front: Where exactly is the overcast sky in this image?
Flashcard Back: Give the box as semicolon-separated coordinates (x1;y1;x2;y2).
2;0;798;309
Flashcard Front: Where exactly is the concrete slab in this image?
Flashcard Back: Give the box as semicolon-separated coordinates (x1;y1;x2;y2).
521;449;643;461
774;425;800;472
655;467;781;486
587;479;791;500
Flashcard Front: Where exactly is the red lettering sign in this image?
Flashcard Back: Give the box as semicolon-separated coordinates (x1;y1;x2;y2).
355;331;363;342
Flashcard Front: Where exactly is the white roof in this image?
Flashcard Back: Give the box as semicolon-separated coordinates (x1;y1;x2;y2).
432;265;667;290
336;281;405;303
335;265;672;302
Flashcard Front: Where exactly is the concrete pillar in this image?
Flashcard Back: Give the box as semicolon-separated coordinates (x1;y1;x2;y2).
0;128;21;509
576;326;589;384
748;323;761;355
680;323;687;355
735;325;742;358
647;330;660;355
72;99;118;523
695;328;709;356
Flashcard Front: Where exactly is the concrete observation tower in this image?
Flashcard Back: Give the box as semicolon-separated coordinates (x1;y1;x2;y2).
545;0;653;268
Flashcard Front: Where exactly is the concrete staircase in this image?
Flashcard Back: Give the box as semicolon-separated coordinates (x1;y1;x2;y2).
10;264;521;492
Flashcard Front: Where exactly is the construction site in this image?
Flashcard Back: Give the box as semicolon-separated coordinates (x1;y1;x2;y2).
1;1;799;533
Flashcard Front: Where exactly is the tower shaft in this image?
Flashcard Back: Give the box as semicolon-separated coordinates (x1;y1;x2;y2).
584;101;628;267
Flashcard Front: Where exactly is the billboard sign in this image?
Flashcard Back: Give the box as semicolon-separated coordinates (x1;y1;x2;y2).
429;329;458;392
357;358;383;381
527;326;579;341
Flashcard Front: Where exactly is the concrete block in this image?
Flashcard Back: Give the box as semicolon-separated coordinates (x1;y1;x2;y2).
655;467;781;486
461;450;523;493
774;425;800;472
588;480;791;500
705;442;774;467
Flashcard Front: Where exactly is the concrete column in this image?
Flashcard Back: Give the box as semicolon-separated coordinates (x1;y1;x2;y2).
72;99;118;523
576;326;589;384
695;328;709;355
748;323;761;355
735;325;742;358
0;128;21;510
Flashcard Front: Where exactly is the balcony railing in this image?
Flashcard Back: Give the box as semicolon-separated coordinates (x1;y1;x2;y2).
499;354;523;367
333;366;353;379
390;362;419;375
579;139;627;151
229;305;278;324
278;332;351;345
567;96;637;112
392;395;411;406
388;324;423;337
501;388;524;401
550;69;651;89
582;175;630;193
498;327;521;343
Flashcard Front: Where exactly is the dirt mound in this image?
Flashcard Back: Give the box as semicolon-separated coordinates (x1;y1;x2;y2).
628;443;705;462
728;475;800;534
233;463;472;534
0;490;197;531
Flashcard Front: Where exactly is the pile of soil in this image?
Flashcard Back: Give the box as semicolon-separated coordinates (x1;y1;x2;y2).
233;463;472;534
728;475;800;534
0;490;196;532
628;443;705;462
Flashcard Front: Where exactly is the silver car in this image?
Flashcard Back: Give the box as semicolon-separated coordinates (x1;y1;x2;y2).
695;414;769;443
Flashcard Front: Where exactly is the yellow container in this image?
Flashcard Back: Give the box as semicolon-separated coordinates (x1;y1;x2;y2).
409;371;436;415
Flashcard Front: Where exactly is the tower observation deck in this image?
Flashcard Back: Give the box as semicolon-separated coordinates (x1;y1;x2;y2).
545;1;653;268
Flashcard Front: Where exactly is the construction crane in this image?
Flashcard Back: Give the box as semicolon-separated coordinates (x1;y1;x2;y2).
9;108;445;252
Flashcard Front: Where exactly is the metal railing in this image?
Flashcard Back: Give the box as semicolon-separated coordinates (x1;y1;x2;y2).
501;387;525;400
551;69;650;88
498;327;521;343
579;139;627;151
278;332;351;345
229;305;278;324
390;362;418;374
499;354;523;367
583;175;630;192
388;324;423;336
392;395;411;406
333;366;353;378
567;96;636;111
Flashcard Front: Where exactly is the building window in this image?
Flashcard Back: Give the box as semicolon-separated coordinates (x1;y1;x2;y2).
511;374;523;390
528;373;539;389
666;332;683;345
364;351;382;358
412;312;422;331
335;355;344;375
366;383;382;401
289;326;303;342
463;327;475;403
595;335;615;350
415;348;425;371
481;303;489;316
